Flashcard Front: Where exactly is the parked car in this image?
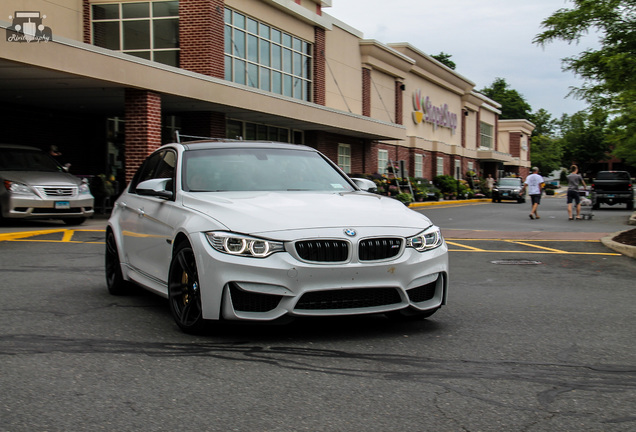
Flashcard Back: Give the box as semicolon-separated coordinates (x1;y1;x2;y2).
0;144;94;224
106;141;449;333
491;177;526;203
591;171;634;210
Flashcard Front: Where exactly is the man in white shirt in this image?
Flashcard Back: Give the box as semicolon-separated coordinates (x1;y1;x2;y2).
520;167;543;220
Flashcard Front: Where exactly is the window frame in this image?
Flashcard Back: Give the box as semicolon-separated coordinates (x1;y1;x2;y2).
378;149;388;175
436;156;444;177
91;1;180;67
338;144;352;174
480;122;494;149
414;153;423;178
224;7;312;102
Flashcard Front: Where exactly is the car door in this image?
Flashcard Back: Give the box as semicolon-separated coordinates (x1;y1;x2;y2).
119;150;178;284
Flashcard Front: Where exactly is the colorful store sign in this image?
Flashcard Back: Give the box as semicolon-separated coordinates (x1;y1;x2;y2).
412;90;458;134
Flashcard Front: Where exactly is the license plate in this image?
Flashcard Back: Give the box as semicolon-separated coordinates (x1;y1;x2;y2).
55;201;70;209
502;192;508;196
607;194;615;198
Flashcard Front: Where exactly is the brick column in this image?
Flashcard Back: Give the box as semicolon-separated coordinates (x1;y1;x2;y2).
365;140;379;174
313;27;326;105
362;68;371;117
125;89;162;182
181;112;226;139
510;132;521;158
82;0;90;44
394;81;403;125
179;0;225;77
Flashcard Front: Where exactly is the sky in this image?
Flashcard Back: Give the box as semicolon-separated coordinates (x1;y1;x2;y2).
325;0;601;118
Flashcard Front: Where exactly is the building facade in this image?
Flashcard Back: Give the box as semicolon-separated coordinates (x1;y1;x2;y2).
0;0;533;187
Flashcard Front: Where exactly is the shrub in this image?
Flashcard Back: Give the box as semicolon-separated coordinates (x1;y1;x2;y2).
395;193;413;206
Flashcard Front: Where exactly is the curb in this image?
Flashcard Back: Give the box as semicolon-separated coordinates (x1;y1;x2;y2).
409;198;490;208
601;230;636;260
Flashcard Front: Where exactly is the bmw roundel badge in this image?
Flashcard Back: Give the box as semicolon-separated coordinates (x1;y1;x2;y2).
344;228;357;237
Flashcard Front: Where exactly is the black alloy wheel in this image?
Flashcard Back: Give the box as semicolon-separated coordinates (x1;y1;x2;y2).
168;241;206;333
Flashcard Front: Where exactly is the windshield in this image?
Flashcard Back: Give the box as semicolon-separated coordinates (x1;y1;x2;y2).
182;147;356;192
0;148;63;172
498;178;522;187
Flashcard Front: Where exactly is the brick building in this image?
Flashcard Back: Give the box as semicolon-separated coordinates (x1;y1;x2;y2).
0;0;534;187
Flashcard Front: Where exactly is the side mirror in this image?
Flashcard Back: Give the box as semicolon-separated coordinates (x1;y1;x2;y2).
136;178;173;199
352;178;377;193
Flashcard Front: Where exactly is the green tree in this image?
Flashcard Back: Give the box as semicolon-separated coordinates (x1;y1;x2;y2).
480;78;532;120
534;0;636;168
557;109;610;171
529;108;557;137
430;52;456;70
606;105;636;166
530;134;563;175
528;108;562;174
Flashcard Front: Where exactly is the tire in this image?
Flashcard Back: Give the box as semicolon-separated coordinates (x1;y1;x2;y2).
105;230;132;295
168;241;207;333
63;217;86;226
627;200;634;210
592;202;600;210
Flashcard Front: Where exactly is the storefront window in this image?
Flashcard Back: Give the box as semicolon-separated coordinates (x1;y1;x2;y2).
338;144;351;174
91;1;179;67
480;122;494;149
436;157;444;176
378;149;388;175
226;119;302;144
414;154;423;178
224;7;312;102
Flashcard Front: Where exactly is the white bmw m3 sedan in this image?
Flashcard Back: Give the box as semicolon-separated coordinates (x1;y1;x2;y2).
106;141;448;333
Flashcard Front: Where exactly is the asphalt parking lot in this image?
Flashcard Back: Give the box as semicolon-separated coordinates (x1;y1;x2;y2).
1;196;635;431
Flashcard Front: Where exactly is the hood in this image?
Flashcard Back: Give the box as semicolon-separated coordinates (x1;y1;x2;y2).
1;170;83;186
182;191;432;235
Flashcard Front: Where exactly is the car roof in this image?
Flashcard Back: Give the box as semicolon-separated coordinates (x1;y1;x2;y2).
172;140;316;152
0;144;42;151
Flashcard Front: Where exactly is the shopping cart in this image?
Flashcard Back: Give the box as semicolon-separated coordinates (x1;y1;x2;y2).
579;189;594;220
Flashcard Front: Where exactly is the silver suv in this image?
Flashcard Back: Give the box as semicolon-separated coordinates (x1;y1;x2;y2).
0;144;94;225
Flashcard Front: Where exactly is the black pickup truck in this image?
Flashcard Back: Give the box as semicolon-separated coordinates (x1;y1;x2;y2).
591;171;634;210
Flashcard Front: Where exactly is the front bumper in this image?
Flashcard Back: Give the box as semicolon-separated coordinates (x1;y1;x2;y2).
493;190;522;200
1;194;94;219
594;192;633;203
191;232;449;321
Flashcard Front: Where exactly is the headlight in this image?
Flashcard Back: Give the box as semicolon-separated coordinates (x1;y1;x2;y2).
206;232;285;258
3;180;35;196
406;226;444;252
79;183;92;195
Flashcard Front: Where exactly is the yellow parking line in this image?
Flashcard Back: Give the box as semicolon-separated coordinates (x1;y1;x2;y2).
61;230;75;242
504;240;566;253
0;228;105;244
445;241;485;251
0;229;68;242
448;249;620;256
